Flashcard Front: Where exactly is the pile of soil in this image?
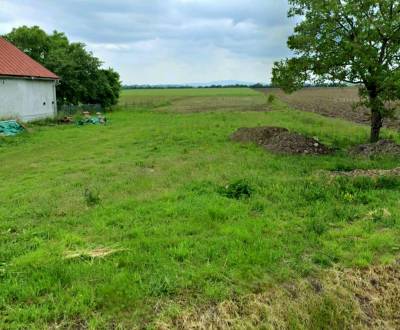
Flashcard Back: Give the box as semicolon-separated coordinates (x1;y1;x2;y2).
231;126;333;155
349;139;400;157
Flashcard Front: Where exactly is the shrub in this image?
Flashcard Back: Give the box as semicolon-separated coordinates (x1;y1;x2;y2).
267;94;276;103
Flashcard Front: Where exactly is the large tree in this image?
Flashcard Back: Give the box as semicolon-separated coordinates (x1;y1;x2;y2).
4;26;121;108
272;0;400;142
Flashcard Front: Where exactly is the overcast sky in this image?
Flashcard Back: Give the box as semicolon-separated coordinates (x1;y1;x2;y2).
0;0;296;85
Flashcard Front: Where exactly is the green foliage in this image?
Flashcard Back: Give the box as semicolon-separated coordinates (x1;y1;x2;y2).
4;26;121;108
94;69;121;108
272;58;310;93
272;1;400;141
2;25;49;62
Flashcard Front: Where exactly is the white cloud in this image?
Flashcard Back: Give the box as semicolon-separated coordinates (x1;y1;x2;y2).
0;0;295;84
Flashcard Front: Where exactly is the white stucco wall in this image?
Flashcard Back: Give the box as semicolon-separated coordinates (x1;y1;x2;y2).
0;77;57;122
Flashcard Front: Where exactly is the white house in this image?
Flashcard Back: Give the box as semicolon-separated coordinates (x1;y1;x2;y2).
0;37;59;122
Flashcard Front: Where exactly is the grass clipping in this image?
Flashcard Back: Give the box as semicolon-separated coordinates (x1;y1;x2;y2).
155;262;400;329
64;247;125;260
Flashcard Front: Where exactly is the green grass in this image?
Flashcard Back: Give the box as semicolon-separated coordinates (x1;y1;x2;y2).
0;88;399;328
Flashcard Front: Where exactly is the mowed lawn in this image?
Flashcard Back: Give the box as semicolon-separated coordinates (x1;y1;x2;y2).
1;88;400;328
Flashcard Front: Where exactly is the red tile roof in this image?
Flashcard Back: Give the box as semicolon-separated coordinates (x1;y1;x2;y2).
0;37;59;80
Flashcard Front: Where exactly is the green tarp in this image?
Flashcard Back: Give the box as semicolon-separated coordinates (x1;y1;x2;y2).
0;120;24;136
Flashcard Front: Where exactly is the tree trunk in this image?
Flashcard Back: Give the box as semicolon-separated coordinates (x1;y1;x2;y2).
370;110;383;143
367;85;383;143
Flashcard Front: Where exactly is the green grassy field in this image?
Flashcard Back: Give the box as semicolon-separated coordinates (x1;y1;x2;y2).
1;88;399;328
118;88;268;112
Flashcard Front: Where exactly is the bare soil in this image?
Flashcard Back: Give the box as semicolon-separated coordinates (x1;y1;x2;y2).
258;87;400;130
231;126;333;155
349;139;400;157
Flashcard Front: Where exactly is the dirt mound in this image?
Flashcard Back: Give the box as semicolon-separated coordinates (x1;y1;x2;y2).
231;126;333;155
350;139;400;157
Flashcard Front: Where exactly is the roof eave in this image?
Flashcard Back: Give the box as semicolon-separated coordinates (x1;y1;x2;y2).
0;74;60;81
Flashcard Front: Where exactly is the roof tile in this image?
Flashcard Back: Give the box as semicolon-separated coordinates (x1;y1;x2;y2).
0;37;59;80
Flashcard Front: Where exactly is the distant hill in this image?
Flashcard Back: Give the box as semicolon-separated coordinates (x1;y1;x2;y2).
188;80;259;87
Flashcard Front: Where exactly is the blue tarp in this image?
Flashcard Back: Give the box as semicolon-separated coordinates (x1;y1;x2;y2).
0;120;24;136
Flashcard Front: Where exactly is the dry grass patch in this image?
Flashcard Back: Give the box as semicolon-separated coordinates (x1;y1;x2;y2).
64;247;126;260
155;261;400;330
159;96;271;113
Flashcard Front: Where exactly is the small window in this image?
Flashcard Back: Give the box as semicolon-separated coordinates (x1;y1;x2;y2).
43;102;46;106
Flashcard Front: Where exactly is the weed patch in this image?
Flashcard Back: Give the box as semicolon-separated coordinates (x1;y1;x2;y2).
219;180;254;199
84;188;101;206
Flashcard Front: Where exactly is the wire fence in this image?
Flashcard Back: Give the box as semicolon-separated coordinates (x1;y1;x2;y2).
59;104;103;116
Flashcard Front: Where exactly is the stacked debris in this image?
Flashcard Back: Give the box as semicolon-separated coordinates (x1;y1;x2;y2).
77;112;107;126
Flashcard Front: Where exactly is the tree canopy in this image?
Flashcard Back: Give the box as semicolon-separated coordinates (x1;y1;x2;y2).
4;26;121;108
272;0;400;142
